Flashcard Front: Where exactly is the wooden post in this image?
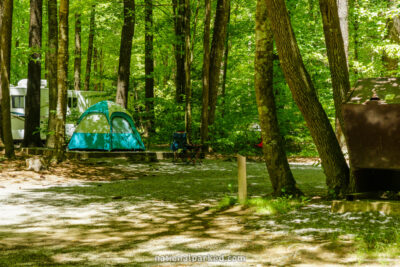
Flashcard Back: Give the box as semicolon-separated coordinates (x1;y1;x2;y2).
237;154;247;203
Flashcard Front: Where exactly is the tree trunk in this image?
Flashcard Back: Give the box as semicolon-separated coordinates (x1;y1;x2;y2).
54;0;69;162
0;0;15;158
208;0;230;126
46;0;58;148
336;0;349;63
145;0;155;136
84;4;95;91
23;0;43;147
265;0;349;196
319;0;350;135
116;0;135;108
172;0;185;103
255;0;300;196
200;0;211;147
220;6;230;118
74;9;81;91
183;0;192;141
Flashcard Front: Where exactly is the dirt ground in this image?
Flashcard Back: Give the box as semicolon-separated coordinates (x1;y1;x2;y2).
0;157;398;266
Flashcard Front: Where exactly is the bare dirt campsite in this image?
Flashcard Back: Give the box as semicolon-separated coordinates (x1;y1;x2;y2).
0;156;399;266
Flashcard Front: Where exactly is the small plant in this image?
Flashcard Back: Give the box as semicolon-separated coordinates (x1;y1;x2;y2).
215;195;237;211
246;196;309;215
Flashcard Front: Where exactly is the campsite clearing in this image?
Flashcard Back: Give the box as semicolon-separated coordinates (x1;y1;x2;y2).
0;158;400;266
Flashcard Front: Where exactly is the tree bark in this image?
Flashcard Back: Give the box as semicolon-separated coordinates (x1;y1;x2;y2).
255;0;300;196
200;0;211;147
208;0;230;126
0;0;15;158
319;0;350;135
145;0;155;135
116;0;135;108
172;0;185;103
84;5;95;91
74;9;81;91
23;0;43;147
183;0;192;141
46;0;58;148
221;5;230;118
336;0;349;63
54;0;69;162
265;0;349;196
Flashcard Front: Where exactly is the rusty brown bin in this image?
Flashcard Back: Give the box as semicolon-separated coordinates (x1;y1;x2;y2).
343;78;400;192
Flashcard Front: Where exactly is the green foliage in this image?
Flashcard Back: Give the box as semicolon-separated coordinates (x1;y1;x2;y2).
9;0;400;156
246;196;310;215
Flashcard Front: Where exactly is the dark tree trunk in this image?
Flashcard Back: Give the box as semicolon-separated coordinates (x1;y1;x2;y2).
23;0;43;147
116;0;135;108
0;0;15;158
54;0;69;162
255;0;300;196
265;0;349;196
220;5;230;118
319;0;350;135
172;0;185;103
145;0;155;135
208;0;230;126
183;0;192;141
74;9;81;91
200;0;211;147
84;5;95;91
46;0;58;148
0;2;4;145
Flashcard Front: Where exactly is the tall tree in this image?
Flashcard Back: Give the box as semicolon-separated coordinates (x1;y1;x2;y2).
172;0;185;103
46;0;58;148
54;0;69;162
207;0;230;126
74;7;81;91
255;0;300;196
265;0;349;196
84;4;95;91
0;0;15;158
200;0;211;147
183;0;192;141
23;0;43;147
220;4;230;118
145;0;155;135
319;0;351;137
337;0;349;62
116;0;135;108
0;2;4;145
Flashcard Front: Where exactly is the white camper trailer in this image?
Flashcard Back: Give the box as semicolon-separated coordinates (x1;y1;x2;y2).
10;79;109;140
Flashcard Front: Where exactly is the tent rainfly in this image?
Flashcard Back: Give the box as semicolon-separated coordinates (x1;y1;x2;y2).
68;101;145;151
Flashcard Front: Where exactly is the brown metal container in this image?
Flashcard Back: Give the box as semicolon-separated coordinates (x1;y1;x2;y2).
343;78;400;191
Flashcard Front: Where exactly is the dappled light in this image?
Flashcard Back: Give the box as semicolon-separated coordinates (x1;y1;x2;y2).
0;158;399;265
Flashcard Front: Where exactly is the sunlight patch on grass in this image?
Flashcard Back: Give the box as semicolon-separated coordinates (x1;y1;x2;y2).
246;196;309;215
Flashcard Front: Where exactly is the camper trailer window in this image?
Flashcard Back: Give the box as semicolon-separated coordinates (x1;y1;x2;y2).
12;96;24;109
68;97;78;108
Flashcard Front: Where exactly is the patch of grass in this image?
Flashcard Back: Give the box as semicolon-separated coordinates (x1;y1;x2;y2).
215;195;237;211
246;196;309;215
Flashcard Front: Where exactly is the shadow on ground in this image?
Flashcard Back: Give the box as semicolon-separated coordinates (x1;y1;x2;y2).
0;159;399;266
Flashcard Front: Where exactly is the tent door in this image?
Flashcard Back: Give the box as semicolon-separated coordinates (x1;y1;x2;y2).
111;116;138;150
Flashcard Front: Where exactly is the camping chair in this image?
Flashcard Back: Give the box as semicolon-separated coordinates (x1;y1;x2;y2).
170;132;202;164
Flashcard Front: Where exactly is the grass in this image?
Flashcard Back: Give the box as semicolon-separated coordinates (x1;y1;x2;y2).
2;159;400;264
